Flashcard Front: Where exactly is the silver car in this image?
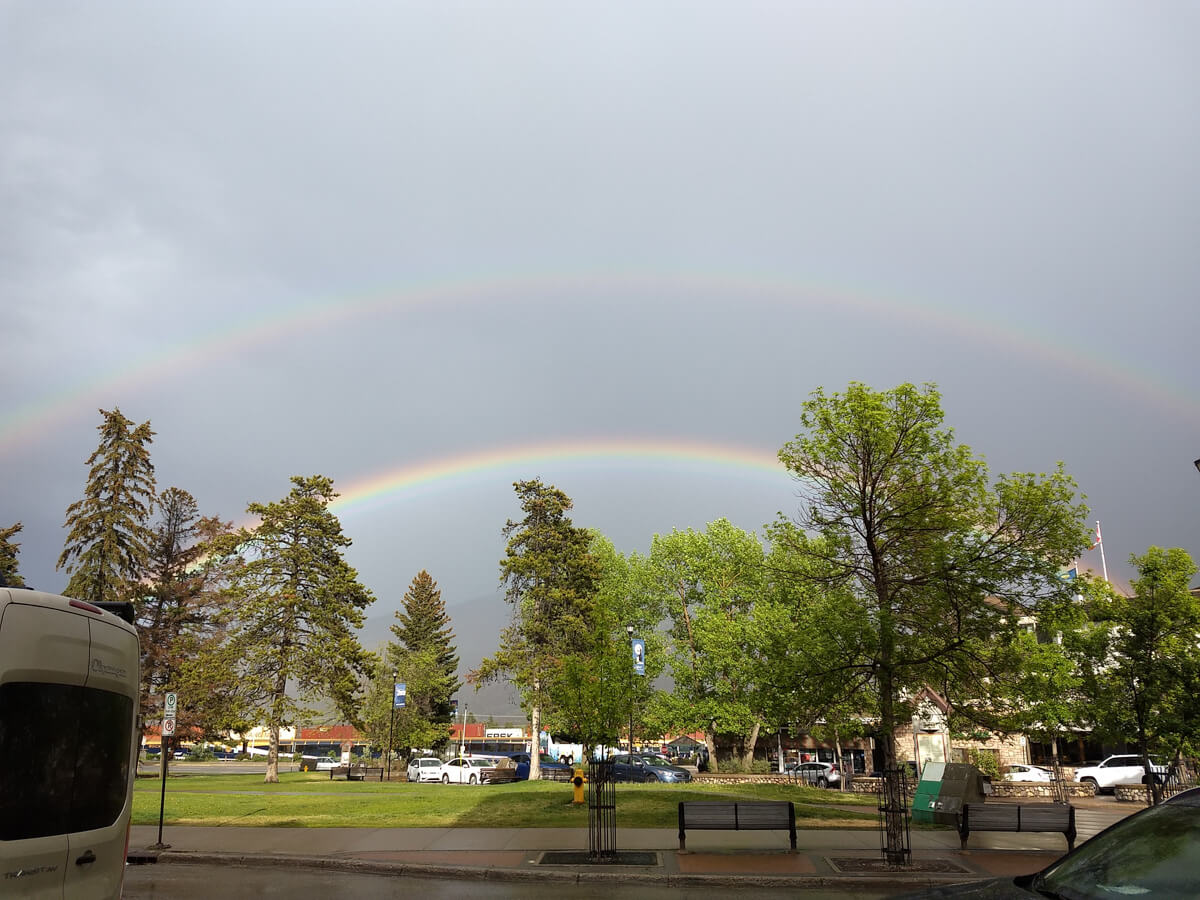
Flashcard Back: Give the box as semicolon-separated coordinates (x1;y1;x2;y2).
789;761;841;788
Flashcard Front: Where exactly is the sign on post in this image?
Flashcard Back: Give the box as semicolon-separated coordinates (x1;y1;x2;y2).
162;692;178;737
393;682;406;708
632;637;645;676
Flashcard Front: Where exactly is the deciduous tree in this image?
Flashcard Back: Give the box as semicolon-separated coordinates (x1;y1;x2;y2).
1077;547;1200;804
645;518;776;772
775;382;1087;859
58;408;156;604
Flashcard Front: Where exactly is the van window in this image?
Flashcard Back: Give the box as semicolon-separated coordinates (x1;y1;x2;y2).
0;682;134;840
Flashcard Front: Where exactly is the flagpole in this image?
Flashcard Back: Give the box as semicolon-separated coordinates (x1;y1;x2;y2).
1096;521;1108;583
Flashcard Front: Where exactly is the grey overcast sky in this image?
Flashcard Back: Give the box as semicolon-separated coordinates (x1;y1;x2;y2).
3;2;1198;718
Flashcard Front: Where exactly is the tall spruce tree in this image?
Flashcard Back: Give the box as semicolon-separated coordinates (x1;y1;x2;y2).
473;480;599;780
136;487;240;747
0;522;25;587
220;475;375;783
58;408;156;604
389;570;461;728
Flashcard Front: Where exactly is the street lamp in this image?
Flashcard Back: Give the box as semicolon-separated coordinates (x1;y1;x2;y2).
386;670;397;781
626;625;635;755
1193;458;1200;476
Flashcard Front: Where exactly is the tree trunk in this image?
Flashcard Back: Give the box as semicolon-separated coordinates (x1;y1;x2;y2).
266;722;280;784
703;727;718;774
834;728;845;791
739;721;761;771
529;695;542;781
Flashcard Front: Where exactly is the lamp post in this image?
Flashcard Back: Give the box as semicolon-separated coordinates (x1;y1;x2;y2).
386;670;397;781
626;625;635;755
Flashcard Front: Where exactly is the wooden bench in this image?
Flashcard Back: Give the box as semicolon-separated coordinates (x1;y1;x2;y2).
959;803;1076;851
329;765;384;782
678;801;796;851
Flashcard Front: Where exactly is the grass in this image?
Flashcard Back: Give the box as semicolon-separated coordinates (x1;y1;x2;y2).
132;772;879;829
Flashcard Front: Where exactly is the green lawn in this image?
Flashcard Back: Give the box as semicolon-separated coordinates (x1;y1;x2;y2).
132;773;878;829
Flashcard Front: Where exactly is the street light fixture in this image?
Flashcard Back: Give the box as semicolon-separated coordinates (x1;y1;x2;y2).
1194;458;1200;476
386;670;397;781
626;625;635;755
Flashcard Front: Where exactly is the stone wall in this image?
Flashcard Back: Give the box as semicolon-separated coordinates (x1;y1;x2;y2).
842;776;1094;799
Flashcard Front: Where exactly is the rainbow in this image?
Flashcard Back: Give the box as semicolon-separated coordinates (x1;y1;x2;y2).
327;437;790;518
3;271;1194;455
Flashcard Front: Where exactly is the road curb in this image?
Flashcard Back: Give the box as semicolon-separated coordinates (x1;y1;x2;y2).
145;849;983;892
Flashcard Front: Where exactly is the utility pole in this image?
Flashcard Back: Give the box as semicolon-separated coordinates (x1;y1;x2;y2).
386;670;397;781
626;625;634;755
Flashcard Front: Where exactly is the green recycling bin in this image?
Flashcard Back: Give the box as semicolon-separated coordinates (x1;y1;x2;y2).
911;762;990;826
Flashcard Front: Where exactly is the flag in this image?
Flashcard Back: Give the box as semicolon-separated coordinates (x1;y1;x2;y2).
1090;522;1103;550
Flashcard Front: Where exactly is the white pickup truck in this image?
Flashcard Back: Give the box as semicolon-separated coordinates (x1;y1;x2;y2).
1075;754;1168;793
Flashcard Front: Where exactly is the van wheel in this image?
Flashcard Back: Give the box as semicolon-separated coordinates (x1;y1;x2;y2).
817;777;828;788
469;775;477;785
442;774;450;784
1081;777;1098;793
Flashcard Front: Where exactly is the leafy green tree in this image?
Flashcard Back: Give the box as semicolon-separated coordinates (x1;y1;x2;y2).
1077;547;1200;804
775;382;1088;855
219;475;375;783
58;408;156;604
360;649;450;764
473;480;599;780
135;487;241;744
542;535;662;757
388;570;461;737
0;522;25;587
645;518;776;772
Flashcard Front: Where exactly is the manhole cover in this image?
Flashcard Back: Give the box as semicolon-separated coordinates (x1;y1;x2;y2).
826;857;971;874
539;851;659;867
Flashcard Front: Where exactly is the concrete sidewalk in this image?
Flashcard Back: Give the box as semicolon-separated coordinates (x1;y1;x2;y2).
128;824;1086;891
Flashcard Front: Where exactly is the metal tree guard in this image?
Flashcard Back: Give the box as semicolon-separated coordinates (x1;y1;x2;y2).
878;767;912;867
588;758;617;861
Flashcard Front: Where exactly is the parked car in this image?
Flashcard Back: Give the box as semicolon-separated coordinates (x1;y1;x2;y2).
610;753;692;783
891;786;1200;898
789;761;841;788
1001;764;1054;783
508;752;573;781
1075;754;1167;793
406;756;443;783
315;758;339;771
439;756;512;784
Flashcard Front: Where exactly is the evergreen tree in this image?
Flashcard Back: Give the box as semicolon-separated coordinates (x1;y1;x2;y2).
388;570;461;738
58;408;156;604
0;522;25;587
473;479;599;780
219;475;375;783
136;487;241;745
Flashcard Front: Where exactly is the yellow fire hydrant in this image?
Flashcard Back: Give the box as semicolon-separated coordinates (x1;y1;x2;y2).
571;767;587;805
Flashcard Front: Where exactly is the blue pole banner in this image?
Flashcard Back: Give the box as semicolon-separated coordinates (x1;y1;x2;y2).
394;682;406;708
631;638;645;676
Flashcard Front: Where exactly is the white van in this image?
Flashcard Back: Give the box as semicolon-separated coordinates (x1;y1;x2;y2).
0;588;140;899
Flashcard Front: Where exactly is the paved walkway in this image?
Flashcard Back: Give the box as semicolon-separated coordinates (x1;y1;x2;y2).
129;806;1132;891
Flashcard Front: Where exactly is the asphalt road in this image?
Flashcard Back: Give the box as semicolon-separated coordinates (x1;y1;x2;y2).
122;863;899;899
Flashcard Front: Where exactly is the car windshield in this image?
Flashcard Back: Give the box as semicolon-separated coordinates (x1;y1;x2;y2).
1035;798;1200;899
